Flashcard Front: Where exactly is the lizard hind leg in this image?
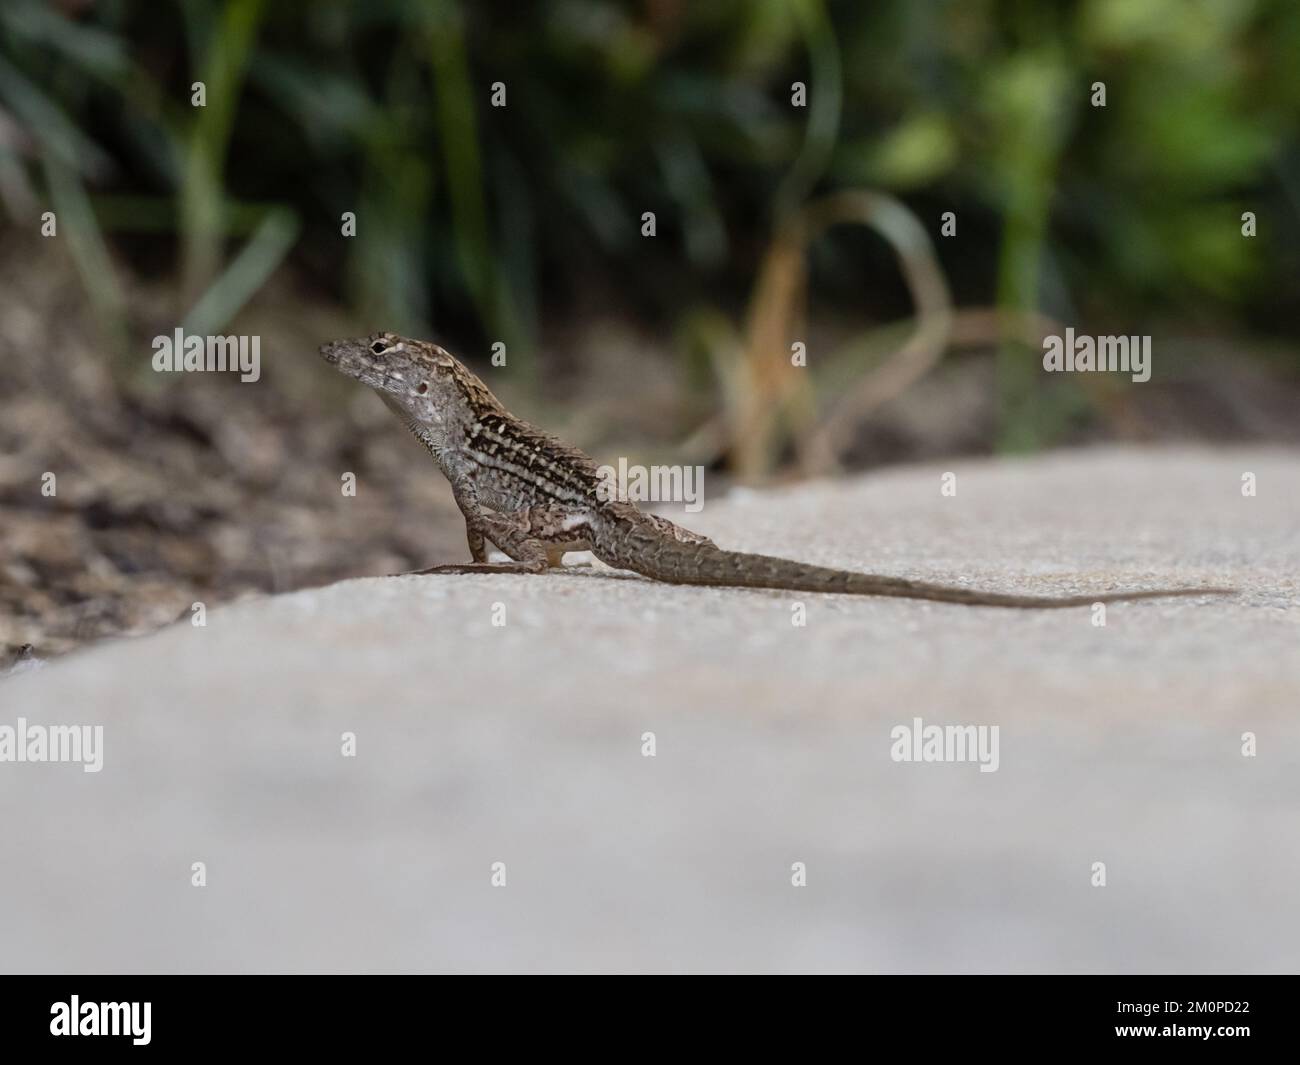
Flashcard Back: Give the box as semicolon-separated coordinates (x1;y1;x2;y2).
645;513;716;548
520;504;598;569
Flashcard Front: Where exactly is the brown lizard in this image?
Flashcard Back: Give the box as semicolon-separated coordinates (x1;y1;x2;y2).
320;332;1232;608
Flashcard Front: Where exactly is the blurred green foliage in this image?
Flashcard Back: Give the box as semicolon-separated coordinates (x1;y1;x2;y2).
0;0;1296;440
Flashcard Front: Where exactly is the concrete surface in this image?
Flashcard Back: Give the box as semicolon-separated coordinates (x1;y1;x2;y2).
1;446;1297;973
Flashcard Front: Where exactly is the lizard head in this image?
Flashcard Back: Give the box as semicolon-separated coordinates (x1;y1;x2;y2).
320;332;468;448
320;332;460;400
320;333;501;457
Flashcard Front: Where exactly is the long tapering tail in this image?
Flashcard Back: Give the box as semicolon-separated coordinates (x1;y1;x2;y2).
596;525;1233;608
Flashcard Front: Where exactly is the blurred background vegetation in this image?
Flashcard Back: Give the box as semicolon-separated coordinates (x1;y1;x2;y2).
1;0;1298;656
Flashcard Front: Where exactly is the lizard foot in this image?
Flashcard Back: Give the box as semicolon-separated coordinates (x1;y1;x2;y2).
398;561;548;577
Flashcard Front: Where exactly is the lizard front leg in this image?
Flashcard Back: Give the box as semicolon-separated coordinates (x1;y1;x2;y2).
408;505;596;576
413;484;543;573
465;526;488;564
409;509;550;575
416;560;548;574
450;481;491;563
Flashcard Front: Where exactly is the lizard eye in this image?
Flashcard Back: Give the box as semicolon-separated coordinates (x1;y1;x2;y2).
370;341;386;355
417;382;428;394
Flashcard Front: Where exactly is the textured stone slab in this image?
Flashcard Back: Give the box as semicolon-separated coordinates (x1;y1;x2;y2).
1;447;1297;973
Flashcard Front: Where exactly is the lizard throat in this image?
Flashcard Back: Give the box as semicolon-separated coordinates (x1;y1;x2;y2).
378;391;443;456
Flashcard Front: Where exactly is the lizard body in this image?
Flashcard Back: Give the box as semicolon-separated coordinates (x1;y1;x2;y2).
320;333;1232;608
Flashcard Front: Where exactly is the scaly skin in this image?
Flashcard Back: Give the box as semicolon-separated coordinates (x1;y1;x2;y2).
320;332;1233;608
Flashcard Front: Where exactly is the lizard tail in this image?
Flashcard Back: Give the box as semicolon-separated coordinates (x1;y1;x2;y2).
600;535;1234;609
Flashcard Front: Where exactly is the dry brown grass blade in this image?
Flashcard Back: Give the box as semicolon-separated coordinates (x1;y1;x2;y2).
727;189;954;480
796;191;953;475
